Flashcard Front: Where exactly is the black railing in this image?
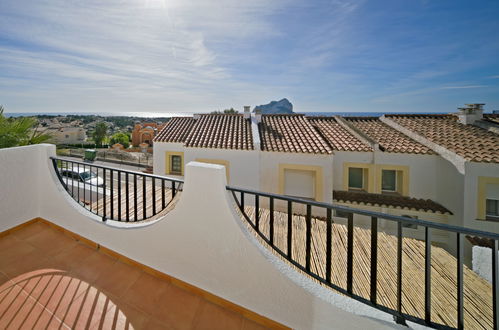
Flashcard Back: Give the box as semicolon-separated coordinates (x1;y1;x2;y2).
227;185;499;330
51;157;183;222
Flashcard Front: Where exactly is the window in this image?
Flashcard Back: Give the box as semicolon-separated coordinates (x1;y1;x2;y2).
170;155;182;174
486;199;499;220
284;169;315;200
382;170;397;192
348;168;364;190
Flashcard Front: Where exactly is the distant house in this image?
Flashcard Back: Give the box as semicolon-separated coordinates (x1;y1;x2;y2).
45;126;87;145
153;104;499;251
131;122;165;147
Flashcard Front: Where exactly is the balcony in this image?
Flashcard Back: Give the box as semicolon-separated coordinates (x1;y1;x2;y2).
0;220;263;329
1;144;498;330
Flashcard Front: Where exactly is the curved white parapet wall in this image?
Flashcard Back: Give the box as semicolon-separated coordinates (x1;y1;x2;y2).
0;144;420;329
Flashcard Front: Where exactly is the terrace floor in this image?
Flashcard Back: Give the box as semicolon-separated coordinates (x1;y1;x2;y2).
0;220;272;330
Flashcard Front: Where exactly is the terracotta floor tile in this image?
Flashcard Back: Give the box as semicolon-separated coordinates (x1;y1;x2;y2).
144;318;175;330
11;222;51;241
38;275;92;321
57;285;115;329
150;284;202;330
0;283;35;328
0;239;36;270
71;251;117;284
25;228;78;257
121;272;169;315
241;318;269;330
50;243;96;271
193;301;243;330
0;248;50;279
0;272;12;289
90;300;149;330
94;260;142;299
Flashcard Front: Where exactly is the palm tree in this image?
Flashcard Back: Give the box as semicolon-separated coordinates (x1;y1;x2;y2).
0;105;52;149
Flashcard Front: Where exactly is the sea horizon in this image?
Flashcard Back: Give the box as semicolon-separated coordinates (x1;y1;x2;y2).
3;110;465;119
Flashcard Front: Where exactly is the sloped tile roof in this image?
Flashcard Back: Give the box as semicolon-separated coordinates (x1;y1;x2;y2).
386;114;499;163
345;117;435;154
259;114;333;154
185;114;254;150
308;116;372;152
333;190;452;214
153;117;196;143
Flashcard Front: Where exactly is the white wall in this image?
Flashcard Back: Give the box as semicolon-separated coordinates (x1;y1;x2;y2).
0;144;410;330
0;145;41;230
184;147;260;190
260;151;334;202
152;142;184;176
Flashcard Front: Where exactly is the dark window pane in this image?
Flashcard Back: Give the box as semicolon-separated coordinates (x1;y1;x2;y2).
486;199;499;216
171;155;182;174
382;170;396;191
348;168;363;189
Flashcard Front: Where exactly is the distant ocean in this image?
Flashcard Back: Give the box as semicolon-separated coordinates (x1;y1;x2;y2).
4;111;451;118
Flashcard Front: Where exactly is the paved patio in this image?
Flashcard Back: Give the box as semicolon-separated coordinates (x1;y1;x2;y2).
0;221;271;329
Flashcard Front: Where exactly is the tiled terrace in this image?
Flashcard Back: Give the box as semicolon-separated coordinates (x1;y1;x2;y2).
0;220;274;330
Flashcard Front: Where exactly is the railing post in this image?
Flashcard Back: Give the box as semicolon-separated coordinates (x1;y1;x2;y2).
172;181;176;198
152;177;156;215
125;172;129;221
394;221;407;325
287;201;292;260
326;208;332;283
110;170;114;219
240;191;244;210
425;226;432;325
102;168;106;221
457;233;464;330
255;194;260;229
134;174;138;221
347;213;354;294
493;239;499;330
142;176;146;219
370;216;378;304
269;197;274;245
306;204;312;272
161;179;166;209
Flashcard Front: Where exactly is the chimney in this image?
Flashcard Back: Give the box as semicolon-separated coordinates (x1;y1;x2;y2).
243;106;251;119
254;109;262;123
457;103;484;125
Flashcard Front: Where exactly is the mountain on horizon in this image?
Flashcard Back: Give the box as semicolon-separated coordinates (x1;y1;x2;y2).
253;98;293;114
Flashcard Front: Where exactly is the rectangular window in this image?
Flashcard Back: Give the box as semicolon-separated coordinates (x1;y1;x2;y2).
170;155;182;174
348;168;364;190
382;170;397;192
486;199;499;220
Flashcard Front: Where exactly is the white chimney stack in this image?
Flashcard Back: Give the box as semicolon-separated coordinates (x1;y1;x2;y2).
255;109;262;123
243;106;251;119
457;103;484;125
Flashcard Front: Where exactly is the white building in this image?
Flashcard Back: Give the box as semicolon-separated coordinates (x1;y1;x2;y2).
45;126;87;145
153;105;499;250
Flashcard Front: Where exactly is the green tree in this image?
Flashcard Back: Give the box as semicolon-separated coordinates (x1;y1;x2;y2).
92;122;108;147
0;106;52;149
210;108;238;114
110;132;130;149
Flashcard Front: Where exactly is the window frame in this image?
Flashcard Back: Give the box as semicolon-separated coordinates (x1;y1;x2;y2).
170;155;182;175
348;167;365;191
486;199;499;221
381;169;397;193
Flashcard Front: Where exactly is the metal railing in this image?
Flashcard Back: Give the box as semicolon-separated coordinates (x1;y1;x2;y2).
227;185;499;330
51;157;183;222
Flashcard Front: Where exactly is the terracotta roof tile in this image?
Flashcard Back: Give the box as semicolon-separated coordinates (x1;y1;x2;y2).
387;114;499;163
185;114;254;150
153;117;196;143
345;117;435;154
333;190;452;214
308;116;372;152
259;114;332;154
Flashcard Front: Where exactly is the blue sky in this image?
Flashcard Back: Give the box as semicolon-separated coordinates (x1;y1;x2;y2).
1;0;498;114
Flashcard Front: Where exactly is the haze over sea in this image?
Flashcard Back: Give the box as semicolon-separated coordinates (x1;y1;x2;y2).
4;111;457;118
